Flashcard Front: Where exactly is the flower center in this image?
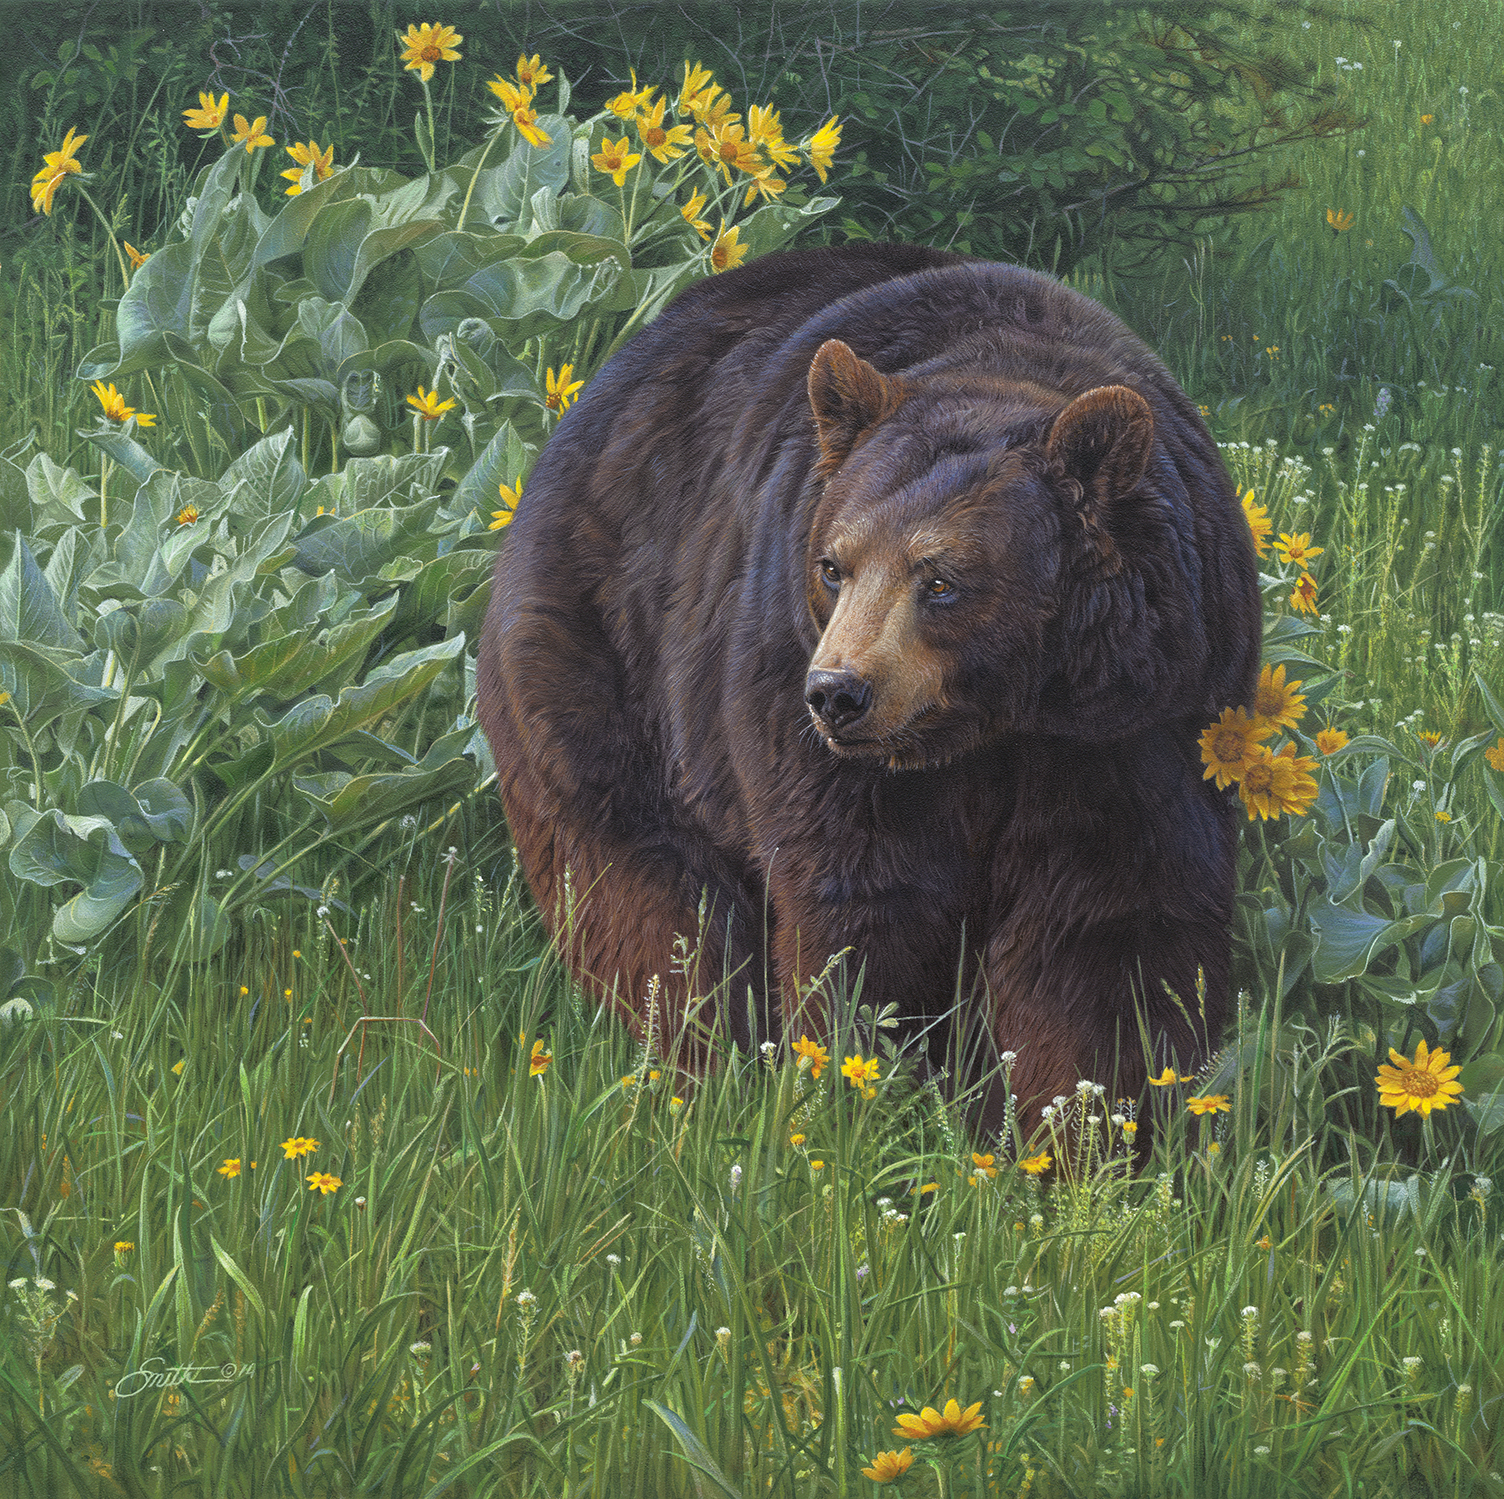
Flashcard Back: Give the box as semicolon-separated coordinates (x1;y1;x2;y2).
1213;729;1243;762
1399;1066;1438;1097
419;42;442;63
1243;762;1274;794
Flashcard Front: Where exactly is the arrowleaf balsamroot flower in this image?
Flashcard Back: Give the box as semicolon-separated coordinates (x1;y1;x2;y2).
406;386;456;421
861;1449;914;1484
1250;662;1306;734
792;1035;828;1077
1275;531;1324;569
1238;742;1319;821
230;115;274;153
183;92;229;131
529;1038;552;1076
894;1397;986;1441
545;365;584;414
90;381;155;427
591;134;642;186
1149;1066;1180;1086
30;127;88;215
1375;1039;1464;1117
397;22;462;83
680;187;713;240
606;68;654;120
636;95;694;163
217;1159;242;1178
1199;706;1273;789
307;1172;342;1195
710;222;747;274
1186;1094;1232;1115
281;1136;319;1159
1018;1151;1052;1174
1316;726;1350;755
282;139;335;195
1241;489;1272;557
1485;737;1504;772
514;53;553;92
1290;573;1319;614
1326;207;1355;234
123;241;149;272
490;475;524;530
804;116;841;182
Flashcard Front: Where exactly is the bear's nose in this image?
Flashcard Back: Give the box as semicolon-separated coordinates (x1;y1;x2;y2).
805;668;872;732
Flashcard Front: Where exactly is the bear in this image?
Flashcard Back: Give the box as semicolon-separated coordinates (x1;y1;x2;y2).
475;243;1261;1132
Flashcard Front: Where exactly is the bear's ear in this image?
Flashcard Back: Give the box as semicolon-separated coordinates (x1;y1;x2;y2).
1045;385;1155;510
808;339;908;475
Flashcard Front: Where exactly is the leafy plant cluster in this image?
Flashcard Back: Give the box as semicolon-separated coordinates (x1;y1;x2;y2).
0;427;486;1004
73;66;833;486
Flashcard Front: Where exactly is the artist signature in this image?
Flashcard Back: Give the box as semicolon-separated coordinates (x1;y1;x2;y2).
115;1359;252;1397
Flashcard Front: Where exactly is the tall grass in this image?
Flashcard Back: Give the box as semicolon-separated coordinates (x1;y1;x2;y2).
2;845;1500;1495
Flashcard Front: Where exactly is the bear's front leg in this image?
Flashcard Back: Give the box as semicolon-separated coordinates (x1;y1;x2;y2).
978;736;1236;1139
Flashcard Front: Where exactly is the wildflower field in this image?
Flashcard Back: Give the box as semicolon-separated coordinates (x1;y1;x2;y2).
2;2;1503;1494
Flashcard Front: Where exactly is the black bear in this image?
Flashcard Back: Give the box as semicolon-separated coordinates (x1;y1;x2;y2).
475;244;1260;1127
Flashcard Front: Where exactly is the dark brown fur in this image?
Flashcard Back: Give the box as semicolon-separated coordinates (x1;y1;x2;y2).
475;245;1261;1131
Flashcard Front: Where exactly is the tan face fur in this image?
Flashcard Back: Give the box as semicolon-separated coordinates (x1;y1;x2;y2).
807;519;953;763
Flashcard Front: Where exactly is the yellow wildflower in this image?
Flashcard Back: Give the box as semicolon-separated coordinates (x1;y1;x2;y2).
230;115;274;153
397;22;462;83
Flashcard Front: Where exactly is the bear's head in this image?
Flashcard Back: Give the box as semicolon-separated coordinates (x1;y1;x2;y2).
802;337;1207;768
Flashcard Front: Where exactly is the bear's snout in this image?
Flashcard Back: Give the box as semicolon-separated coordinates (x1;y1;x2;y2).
805;668;872;734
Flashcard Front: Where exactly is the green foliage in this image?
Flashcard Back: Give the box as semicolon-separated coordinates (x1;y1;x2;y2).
0;879;1500;1494
0;427;487;999
69;62;833;490
518;0;1354;275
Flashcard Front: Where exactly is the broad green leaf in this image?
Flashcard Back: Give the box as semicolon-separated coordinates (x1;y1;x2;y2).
450;419;535;527
263;634;464;768
415;230;529;289
389;547;496;641
83;428;164;487
8;810;143;943
95;599;192;674
111;238;196;379
26;452;96;523
75;778;194;850
0;640;114;732
293;753;475;830
233;591;398;700
0;457;30;532
217;428;308;516
1308;897;1426;983
471;118;571;228
0;535;85;651
420;251;627;339
291;497;440;583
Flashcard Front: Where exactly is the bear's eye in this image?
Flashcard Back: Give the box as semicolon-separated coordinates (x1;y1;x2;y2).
819;559;841;587
926;576;955;600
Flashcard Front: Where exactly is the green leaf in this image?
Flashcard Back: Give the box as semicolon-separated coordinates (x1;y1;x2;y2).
293;754;475;830
0;640;114;734
263;634;465;769
471;118;571;228
0;457;34;531
26;453;96;523
450;420;535;526
1307;897;1426;984
643;1400;747;1499
0;535;85;652
8;810;143;943
217;428;308;516
83;428;165;487
75;779;194;851
291;496;440;584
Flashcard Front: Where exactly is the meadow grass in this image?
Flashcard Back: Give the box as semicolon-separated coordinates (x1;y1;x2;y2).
2;834;1501;1496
